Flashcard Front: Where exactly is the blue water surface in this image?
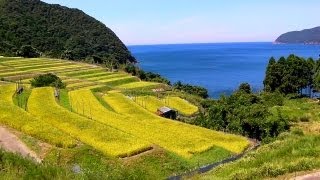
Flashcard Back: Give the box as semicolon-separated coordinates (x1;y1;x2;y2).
129;42;320;98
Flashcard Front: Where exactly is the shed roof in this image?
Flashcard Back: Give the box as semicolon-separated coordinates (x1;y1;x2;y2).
158;106;172;113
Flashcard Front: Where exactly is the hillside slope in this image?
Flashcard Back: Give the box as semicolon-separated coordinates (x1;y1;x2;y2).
275;26;320;44
0;0;136;63
0;57;251;178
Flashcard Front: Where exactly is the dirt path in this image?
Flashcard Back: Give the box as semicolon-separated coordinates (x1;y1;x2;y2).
0;126;41;163
291;171;320;180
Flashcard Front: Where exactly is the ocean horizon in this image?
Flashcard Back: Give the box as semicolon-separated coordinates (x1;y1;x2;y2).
129;42;320;98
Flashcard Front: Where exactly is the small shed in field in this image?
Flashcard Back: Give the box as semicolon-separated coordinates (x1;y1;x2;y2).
157;106;177;120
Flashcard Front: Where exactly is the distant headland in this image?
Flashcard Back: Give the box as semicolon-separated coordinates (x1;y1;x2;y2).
275;26;320;44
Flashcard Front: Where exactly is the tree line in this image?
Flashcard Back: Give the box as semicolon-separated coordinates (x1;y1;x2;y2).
193;83;289;141
264;54;319;95
189;54;320;141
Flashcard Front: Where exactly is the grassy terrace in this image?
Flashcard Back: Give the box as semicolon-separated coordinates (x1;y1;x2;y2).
200;132;320;180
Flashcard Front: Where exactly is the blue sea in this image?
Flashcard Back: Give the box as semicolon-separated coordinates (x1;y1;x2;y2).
129;42;320;98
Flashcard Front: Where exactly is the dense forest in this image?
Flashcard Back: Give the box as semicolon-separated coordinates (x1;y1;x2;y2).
0;0;136;64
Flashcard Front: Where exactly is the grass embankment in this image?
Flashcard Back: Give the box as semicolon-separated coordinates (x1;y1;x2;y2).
0;149;74;179
271;98;320;122
0;140;197;179
201;132;320;179
199;98;320;179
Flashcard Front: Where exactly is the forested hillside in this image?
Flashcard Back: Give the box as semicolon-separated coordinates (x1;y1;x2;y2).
0;0;136;64
275;26;320;44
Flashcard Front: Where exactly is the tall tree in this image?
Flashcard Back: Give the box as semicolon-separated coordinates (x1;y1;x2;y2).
264;55;314;95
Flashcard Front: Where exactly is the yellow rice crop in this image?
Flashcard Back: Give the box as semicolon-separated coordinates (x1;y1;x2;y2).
86;73;127;81
68;90;249;157
15;62;72;70
135;96;164;113
0;58;249;158
0;65;8;69
66;81;96;88
23;64;84;72
0;65;84;77
8;61;65;68
28;87;151;157
97;76;133;83
75;72;112;79
138;96;198;116
7;59;68;66
165;96;198;115
60;69;104;76
115;81;160;89
103;92;249;156
0;84;76;148
1;58;57;65
71;84;106;91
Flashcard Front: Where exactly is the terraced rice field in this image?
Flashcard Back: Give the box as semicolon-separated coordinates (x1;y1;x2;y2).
103;91;249;157
86;73;128;81
28;87;151;157
68;90;249;158
116;81;160;89
0;57;249;160
0;84;76;148
137;96;199;116
0;58;162;90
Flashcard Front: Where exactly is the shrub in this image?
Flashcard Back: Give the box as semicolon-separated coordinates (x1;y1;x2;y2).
61;50;75;60
124;64;171;85
291;128;304;136
299;115;311;122
31;73;65;89
173;81;209;98
17;45;41;58
261;91;284;107
238;82;252;94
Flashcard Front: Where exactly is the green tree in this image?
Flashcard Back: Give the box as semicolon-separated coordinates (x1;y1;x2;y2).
195;83;290;140
173;82;208;98
31;73;65;89
264;55;314;95
313;59;320;91
16;45;41;58
264;57;281;92
61;50;74;60
238;82;252;94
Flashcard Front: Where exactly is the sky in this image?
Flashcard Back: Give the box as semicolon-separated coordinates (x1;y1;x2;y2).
43;0;320;45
